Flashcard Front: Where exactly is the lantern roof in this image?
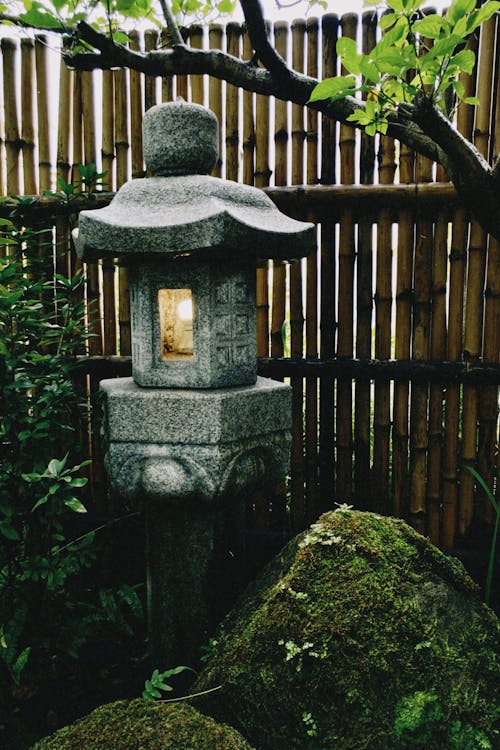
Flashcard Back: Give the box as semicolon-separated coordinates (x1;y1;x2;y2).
75;100;315;263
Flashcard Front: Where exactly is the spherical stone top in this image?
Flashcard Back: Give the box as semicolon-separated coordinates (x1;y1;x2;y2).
143;100;219;176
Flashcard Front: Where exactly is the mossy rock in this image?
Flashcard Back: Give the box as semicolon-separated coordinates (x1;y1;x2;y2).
29;699;255;750
195;510;500;750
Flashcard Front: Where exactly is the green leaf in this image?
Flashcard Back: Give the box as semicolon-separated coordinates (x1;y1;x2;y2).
162;665;192;677
427;34;465;59
465;466;498;514
413;14;444;39
68;477;88;488
446;0;478;26
19;6;63;29
374;46;416;76
308;75;357;103
113;31;130;44
64;497;87;513
0;522;20;541
467;2;500;33
450;49;476;74
379;12;397;30
32;495;49;511
376;18;408;48
463;96;480;106
359;57;380;84
217;0;235;11
336;37;361;75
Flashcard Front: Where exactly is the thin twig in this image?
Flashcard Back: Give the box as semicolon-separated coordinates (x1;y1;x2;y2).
158;0;184;46
52;511;140;555
157;684;223;703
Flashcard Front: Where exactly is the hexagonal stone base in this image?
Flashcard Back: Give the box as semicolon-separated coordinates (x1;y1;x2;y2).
100;376;292;502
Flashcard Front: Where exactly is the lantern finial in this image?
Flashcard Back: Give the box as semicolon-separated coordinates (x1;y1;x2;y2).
143;100;219;177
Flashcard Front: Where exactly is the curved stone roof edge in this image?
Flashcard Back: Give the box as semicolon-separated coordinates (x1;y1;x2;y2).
75;209;316;262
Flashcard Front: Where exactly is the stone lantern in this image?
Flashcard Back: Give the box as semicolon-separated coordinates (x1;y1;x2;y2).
75;100;314;667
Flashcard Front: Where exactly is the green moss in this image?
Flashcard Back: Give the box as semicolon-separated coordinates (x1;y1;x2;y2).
195;510;500;750
29;699;255;750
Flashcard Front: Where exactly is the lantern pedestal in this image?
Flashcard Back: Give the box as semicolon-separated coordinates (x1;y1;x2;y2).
101;376;291;665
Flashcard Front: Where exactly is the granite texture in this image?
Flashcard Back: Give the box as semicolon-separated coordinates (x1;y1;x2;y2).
129;257;256;388
75;175;315;262
101;376;292;502
101;376;291;444
104;433;291;504
143;99;218;176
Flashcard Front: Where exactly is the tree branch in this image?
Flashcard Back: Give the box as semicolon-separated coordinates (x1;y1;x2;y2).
65;21;441;164
158;0;184;46
405;96;500;237
240;0;290;81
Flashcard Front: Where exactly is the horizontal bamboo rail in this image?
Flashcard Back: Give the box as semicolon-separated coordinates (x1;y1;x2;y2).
77;354;500;385
0;182;462;221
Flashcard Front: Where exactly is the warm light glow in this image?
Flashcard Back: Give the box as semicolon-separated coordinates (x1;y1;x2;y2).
158;288;194;360
177;298;193;321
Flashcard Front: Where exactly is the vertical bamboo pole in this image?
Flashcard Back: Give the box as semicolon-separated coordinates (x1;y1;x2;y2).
242;29;255;186
269;20;289;533
145;29;159;112
121;31;142;357
209;24;223;177
114;69;128;188
226;23;241;182
409;138;434;536
35;36;51;191
289;19;306;531
72;69;83;185
56;40;72;278
305;17;319;521
129;31;144;179
392;142;415;520
426;156;449;544
177;28;189;100
319;14;338;510
160;29;174;103
2;39;21;195
81;69;102;357
21;39;37;195
255;21;271;358
57;41;72;187
102;70;115;187
189;25;204;105
81;67;101;504
442;35;478;548
373;115;396;515
253;22;273;531
114;63;129;356
33;36;55;298
477;23;500;524
354;11;376;510
271;24;288;362
102;69;116;356
0;45;5;197
336;13;357;504
82;71;97;168
460;17;496;537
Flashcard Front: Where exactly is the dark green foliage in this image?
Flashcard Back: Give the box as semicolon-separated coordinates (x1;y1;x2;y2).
142;666;193;700
0;211;144;748
394;691;493;749
29;699;255;750
195;510;500;750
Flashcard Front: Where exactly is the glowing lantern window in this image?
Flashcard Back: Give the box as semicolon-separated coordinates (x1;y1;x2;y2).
158;289;194;360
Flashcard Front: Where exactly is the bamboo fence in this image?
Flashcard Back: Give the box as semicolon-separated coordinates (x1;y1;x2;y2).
1;13;499;554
